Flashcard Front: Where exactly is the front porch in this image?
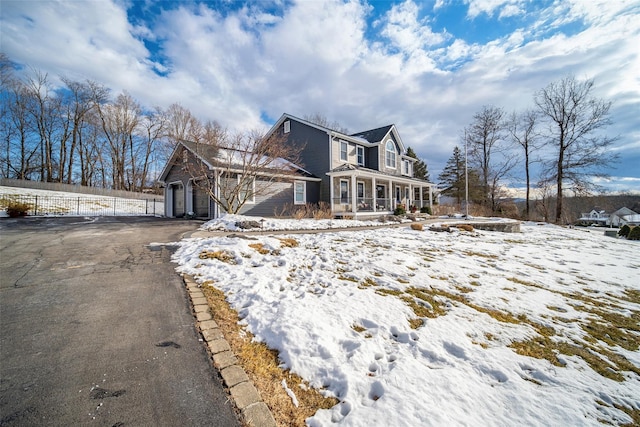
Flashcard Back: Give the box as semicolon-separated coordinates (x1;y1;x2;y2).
327;166;433;218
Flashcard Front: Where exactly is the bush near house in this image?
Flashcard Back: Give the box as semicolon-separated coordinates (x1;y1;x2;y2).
394;204;406;216
628;226;640;241
420;206;432;215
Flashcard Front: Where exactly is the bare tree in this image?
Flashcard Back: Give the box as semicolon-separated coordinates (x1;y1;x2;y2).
534;75;618;223
184;129;303;214
465;105;515;212
507;109;540;219
164;103;203;144
304;112;349;134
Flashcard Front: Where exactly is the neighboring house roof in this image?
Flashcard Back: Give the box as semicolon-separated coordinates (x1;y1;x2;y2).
158;140;318;183
611;207;638;217
622;214;640;224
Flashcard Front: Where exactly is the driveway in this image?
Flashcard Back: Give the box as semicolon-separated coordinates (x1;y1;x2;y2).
0;217;240;426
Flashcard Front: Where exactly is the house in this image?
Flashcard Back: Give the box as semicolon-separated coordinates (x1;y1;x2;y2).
159;140;320;218
578;209;609;226
607;207;639;227
265;113;434;218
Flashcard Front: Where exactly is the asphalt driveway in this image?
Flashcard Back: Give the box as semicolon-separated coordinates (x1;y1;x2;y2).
0;217;239;426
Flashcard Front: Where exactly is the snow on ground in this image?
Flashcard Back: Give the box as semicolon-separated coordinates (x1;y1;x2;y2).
174;215;640;426
0;186;161;216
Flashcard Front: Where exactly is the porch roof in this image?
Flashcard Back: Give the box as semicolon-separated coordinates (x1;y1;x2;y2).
326;164;434;187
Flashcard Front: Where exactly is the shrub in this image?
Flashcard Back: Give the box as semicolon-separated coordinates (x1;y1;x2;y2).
457;224;474;232
420;206;432;215
394;205;406;216
628;226;640;241
5;201;31;217
619;224;631;238
410;223;423;231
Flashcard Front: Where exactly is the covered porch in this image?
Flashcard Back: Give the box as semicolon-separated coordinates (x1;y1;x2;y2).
327;166;433;218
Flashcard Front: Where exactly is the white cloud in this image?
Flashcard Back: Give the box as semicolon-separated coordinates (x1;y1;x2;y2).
466;0;525;19
1;0;638;187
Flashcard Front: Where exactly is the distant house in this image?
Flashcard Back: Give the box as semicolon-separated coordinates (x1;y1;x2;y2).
158;140;320;218
607;207;638;227
578;209;609;226
265;113;434;218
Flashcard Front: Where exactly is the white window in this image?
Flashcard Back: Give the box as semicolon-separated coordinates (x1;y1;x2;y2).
294;181;306;205
284;120;291;133
340;180;349;203
385;140;396;169
356;146;365;166
340;140;348;161
357;181;365;198
403;160;410;175
238;176;255;204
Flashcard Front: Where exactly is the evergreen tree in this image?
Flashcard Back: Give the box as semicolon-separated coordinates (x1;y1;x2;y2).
438;146;482;204
438;146;465;203
406;147;430;181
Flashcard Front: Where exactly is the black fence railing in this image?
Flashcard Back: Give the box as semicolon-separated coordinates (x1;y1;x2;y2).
1;195;163;217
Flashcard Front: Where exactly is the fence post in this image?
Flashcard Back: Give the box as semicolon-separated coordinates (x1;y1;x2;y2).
77;197;81;215
114;198;117;216
34;195;38;216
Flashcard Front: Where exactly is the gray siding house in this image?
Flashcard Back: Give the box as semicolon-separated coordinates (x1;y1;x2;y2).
159;140;320;218
265;113;434;218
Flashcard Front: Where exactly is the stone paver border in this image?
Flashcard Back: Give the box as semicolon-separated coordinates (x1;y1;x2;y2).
183;274;277;427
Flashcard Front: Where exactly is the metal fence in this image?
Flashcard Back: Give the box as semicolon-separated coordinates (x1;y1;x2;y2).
1;194;163;217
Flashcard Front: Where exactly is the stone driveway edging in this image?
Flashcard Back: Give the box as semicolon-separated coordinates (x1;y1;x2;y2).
182;274;277;427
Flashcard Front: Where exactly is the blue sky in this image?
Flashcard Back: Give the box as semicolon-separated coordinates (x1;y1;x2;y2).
2;0;639;194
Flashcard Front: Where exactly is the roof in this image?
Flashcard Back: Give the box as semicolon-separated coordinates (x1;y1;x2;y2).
327;163;433;185
159;140;318;182
350;125;394;143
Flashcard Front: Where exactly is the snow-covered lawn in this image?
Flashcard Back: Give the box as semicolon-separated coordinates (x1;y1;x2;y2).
173;215;639;426
0;186;162;216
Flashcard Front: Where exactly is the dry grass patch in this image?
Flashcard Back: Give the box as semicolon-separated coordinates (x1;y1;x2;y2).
199;250;236;263
410;223;423;231
248;243;271;255
202;284;338;426
277;238;299;248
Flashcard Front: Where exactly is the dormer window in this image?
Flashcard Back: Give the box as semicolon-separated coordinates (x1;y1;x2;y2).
403;160;410;176
385;140;396;168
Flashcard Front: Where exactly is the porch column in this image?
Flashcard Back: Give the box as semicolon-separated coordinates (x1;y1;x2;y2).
429;185;433;212
329;176;335;215
409;183;413;208
419;185;424;209
388;179;393;209
372;177;377;212
351;174;357;214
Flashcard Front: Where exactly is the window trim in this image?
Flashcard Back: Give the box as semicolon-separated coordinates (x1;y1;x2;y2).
238;175;255;204
340;140;348;162
294;180;306;205
356;181;365;198
403;159;410;176
340;179;349;204
356;146;365;166
385;140;396;169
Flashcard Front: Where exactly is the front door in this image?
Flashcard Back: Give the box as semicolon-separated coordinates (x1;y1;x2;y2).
173;184;184;217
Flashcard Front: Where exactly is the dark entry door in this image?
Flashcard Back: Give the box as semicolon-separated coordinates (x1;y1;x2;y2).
173;184;184;217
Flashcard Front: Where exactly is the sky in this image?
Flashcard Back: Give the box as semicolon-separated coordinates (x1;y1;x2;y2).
173;214;639;426
1;0;639;193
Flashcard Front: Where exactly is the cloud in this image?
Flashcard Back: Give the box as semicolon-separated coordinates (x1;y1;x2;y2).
1;0;637;187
